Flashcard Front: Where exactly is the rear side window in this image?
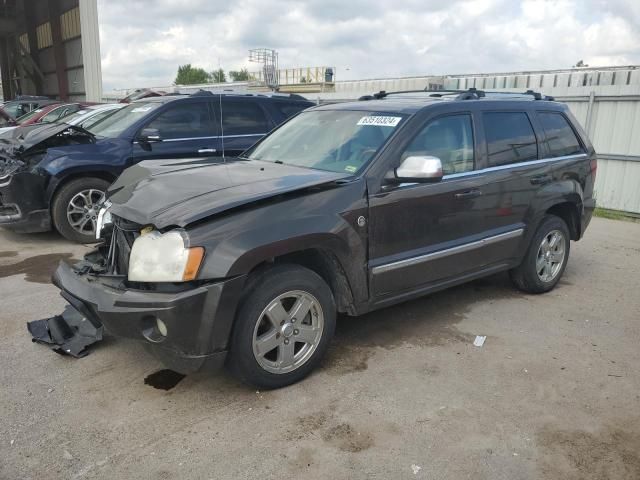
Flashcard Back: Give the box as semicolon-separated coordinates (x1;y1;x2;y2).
537;112;583;157
222;101;270;135
402;114;474;175
145;102;214;139
274;102;309;119
483;112;538;166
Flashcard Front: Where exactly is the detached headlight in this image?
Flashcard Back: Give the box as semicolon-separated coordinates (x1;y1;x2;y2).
95;202;112;240
128;229;204;282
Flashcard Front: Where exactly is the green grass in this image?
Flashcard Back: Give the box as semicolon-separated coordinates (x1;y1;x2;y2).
593;207;631;221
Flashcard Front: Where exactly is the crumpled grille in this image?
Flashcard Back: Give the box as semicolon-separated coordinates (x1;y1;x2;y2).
105;216;139;275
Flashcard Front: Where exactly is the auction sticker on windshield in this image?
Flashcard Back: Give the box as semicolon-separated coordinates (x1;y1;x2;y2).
357;116;402;127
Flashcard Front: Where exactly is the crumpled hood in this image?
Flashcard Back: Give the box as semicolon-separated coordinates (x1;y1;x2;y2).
107;158;350;228
0;123;95;176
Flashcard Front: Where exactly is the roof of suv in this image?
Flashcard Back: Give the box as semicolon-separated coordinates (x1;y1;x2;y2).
313;88;563;114
132;90;312;105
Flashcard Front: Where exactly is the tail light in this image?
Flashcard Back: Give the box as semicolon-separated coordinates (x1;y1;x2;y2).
590;159;597;180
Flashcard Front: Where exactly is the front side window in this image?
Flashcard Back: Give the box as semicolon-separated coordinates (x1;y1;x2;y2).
86;102;163;138
401;114;474;175
144;102;214;139
243;110;405;174
222;101;270;135
537;112;583;157
483;112;538;166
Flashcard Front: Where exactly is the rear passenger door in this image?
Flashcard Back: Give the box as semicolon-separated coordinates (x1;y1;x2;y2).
219;98;273;157
471;109;548;260
131;100;220;162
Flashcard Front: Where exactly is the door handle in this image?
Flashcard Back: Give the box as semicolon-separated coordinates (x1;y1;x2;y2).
530;174;552;185
454;189;482;199
198;148;217;154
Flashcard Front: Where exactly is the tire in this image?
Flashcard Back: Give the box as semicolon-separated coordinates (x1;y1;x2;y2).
51;177;111;244
227;264;336;389
509;214;571;294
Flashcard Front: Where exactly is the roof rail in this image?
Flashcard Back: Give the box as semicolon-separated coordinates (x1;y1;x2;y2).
360;87;554;102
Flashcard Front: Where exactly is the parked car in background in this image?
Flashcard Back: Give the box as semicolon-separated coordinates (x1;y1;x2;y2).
50;88;596;388
0;102;105;135
0;91;313;243
58;104;124;130
119;88;166;103
1;98;60;121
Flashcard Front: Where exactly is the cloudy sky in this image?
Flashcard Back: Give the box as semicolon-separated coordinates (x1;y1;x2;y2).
97;0;640;91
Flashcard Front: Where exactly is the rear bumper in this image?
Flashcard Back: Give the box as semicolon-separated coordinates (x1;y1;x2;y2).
52;261;246;374
0;172;50;233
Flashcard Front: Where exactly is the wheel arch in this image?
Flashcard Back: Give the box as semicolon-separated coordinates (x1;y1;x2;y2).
47;170;118;205
546;201;581;240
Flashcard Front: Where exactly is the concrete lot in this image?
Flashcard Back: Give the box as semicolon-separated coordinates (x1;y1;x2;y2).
0;217;639;480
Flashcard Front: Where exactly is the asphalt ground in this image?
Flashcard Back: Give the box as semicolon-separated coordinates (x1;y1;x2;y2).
1;217;639;479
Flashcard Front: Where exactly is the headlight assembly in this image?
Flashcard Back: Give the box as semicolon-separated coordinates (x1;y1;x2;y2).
95;201;112;240
128;229;204;282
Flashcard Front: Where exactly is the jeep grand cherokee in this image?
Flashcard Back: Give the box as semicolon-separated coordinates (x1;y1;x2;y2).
47;88;596;388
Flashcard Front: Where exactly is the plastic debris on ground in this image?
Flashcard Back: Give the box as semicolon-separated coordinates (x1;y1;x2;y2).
27;305;103;358
473;335;487;347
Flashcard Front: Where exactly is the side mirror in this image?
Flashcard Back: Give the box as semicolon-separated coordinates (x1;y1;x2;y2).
391;155;443;183
138;128;162;143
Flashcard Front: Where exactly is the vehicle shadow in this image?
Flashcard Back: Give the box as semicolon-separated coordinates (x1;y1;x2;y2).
322;272;525;375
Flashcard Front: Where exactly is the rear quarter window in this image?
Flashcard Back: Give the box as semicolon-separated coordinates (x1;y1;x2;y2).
537;112;583;158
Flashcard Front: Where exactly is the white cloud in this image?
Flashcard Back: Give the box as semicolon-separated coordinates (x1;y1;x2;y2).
96;0;640;90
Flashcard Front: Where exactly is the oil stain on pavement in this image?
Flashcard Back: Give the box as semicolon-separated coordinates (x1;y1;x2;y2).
0;253;79;284
144;369;186;390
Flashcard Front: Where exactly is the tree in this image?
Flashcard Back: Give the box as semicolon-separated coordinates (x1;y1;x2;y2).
174;64;210;85
574;60;589;68
210;68;226;83
229;68;251;82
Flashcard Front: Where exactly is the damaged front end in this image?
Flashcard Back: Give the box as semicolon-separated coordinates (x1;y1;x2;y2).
0;124;95;232
28;212;242;371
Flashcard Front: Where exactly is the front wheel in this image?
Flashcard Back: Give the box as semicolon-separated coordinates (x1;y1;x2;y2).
51;177;111;244
510;214;571;294
228;264;336;389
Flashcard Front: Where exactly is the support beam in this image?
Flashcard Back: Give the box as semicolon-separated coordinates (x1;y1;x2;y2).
79;0;102;102
0;36;13;99
48;0;69;100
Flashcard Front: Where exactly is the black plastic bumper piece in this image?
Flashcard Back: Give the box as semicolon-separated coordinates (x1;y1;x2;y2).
27;305;103;357
51;261;246;374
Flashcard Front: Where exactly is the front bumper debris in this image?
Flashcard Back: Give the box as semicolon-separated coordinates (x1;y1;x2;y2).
34;259;245;373
27;305;103;357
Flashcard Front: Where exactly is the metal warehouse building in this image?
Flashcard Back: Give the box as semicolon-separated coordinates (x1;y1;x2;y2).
0;0;101;102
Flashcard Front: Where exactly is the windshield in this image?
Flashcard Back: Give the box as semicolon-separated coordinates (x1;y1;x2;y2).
57;109;89;124
86;102;162;138
243;110;405;174
16;108;44;125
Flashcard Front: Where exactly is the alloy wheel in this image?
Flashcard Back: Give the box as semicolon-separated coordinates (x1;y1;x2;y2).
536;229;566;282
66;189;104;236
252;290;324;374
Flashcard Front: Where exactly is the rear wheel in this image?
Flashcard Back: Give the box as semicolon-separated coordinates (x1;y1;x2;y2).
228;264;336;389
510;215;570;293
52;177;110;244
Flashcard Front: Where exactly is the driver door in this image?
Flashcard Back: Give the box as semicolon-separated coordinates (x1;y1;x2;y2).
368;113;492;297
